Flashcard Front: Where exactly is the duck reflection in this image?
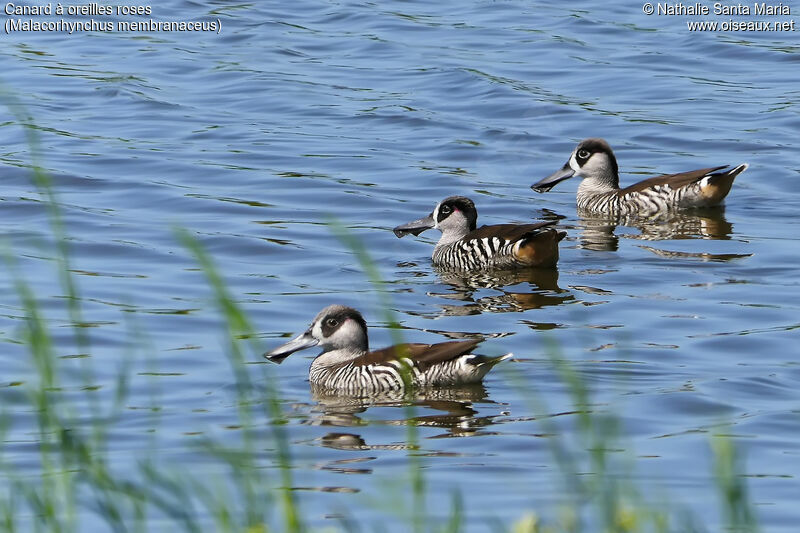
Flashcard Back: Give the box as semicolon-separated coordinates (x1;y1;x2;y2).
575;214;620;252
414;267;574;316
637;245;751;262
308;383;502;438
575;206;736;252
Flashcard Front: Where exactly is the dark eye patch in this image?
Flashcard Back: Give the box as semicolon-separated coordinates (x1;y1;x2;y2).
437;203;454;222
321;315;343;336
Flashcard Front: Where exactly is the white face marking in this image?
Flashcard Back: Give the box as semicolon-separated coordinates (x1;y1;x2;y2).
310;319;324;341
569;152;582;173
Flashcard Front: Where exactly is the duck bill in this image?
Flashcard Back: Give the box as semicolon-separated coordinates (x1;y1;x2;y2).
531;163;576;193
393;213;435;238
264;331;319;364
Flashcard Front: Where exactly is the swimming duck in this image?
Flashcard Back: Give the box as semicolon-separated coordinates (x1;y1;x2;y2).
265;305;511;392
531;138;748;216
393;196;565;269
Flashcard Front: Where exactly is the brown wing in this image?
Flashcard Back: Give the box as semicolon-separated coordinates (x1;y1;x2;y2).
619;166;728;195
353;339;482;368
463;220;559;243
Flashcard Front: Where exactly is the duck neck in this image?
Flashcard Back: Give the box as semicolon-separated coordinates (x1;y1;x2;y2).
435;227;470;249
578;174;620;198
312;348;365;370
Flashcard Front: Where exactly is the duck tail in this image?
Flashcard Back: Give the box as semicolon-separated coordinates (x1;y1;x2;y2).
728;163;749;177
700;163;748;204
475;353;513;368
517;229;563;268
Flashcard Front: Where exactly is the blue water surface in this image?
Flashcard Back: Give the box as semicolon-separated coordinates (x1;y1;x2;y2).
0;1;798;530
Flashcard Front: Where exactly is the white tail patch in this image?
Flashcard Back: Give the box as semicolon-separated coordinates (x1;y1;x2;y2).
496;353;513;363
470;352;513;367
701;163;749;188
731;163;749;175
